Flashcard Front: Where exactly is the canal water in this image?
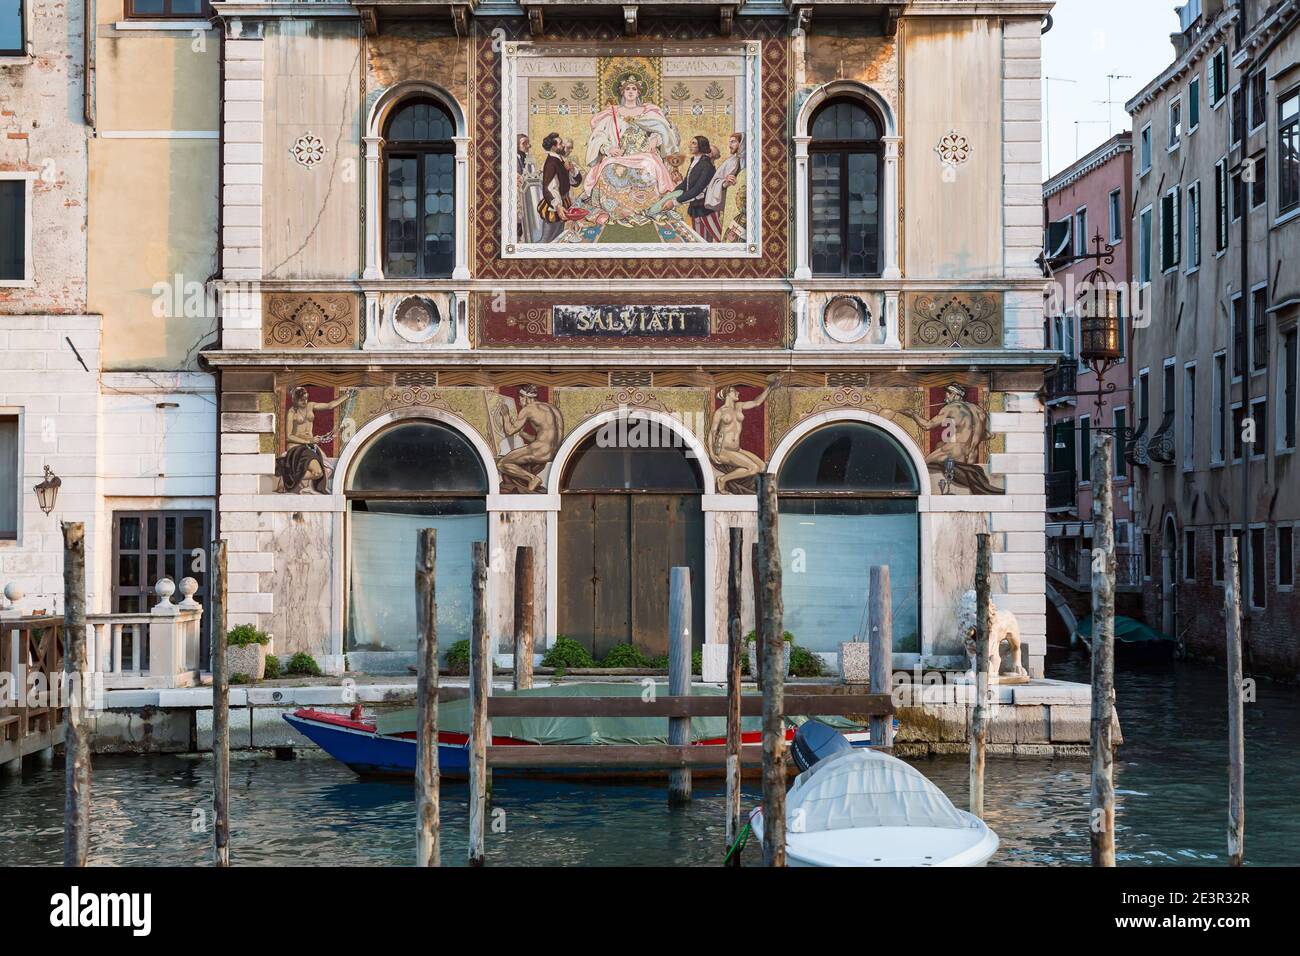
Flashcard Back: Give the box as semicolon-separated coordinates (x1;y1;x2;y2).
1;652;1296;866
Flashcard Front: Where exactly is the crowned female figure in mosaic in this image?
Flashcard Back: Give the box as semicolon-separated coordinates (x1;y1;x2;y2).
580;71;681;225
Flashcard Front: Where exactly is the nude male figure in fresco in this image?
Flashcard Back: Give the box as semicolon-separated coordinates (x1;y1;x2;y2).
495;385;563;492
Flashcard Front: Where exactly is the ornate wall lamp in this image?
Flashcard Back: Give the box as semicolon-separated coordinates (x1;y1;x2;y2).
34;465;61;515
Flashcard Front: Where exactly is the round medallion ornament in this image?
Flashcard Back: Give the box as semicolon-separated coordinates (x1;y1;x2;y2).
291;132;327;168
392;295;442;343
822;295;873;344
934;129;972;168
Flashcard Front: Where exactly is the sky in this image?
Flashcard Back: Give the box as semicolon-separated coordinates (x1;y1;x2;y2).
1041;0;1186;178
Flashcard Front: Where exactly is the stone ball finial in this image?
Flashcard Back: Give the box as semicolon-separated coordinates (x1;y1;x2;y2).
155;578;177;601
179;577;199;600
3;582;23;604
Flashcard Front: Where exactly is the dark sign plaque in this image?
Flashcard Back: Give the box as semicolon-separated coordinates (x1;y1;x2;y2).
554;304;711;338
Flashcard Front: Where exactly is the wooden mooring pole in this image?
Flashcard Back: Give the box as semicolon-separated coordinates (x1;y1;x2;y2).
1225;537;1245;866
468;540;489;866
1089;432;1116;867
970;534;991;818
724;528;743;865
210;538;230;867
61;522;89;867
868;565;894;751
513;546;535;691
750;541;763;690
667;566;693;806
755;473;785;867
415;528;440;867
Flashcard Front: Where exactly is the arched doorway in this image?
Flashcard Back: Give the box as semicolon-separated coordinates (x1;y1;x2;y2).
344;420;488;670
556;429;705;659
776;421;922;653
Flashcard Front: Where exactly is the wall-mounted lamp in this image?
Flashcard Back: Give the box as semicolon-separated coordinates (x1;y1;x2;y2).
34;465;61;515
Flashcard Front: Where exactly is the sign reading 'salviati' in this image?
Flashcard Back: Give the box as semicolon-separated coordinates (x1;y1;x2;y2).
554;304;711;336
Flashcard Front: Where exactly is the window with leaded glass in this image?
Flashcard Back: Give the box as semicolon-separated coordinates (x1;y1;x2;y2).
383;99;456;278
809;99;883;277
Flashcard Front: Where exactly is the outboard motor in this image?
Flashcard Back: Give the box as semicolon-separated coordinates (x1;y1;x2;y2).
792;719;854;772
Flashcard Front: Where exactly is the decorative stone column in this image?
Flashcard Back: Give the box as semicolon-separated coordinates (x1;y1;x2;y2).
793;134;812;280
362;134;384;280
452;135;471;281
884;290;902;349
881;135;902;280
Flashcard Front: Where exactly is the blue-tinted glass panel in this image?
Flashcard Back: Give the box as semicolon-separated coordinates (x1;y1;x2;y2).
779;498;920;653
348;422;488;494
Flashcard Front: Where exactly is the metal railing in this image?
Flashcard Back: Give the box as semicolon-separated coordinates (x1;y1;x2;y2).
1045;361;1078;403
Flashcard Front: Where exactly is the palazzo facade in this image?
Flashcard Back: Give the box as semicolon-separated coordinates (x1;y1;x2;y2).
205;0;1055;676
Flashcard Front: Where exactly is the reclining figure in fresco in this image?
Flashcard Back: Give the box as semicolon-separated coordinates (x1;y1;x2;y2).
956;588;1029;682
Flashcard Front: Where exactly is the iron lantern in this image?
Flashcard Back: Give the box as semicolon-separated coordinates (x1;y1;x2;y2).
34;465;61;515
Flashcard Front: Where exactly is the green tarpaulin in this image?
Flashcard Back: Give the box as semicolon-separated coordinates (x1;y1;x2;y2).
1074;615;1174;645
374;682;863;744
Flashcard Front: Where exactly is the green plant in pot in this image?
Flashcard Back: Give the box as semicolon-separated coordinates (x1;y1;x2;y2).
744;629;793;679
225;624;270;681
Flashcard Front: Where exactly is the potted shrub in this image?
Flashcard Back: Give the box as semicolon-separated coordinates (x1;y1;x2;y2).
226;624;270;681
745;630;793;679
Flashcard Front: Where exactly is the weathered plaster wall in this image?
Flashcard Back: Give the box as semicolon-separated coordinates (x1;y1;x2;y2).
902;17;1004;280
262;20;363;280
87;7;219;370
0;0;88;315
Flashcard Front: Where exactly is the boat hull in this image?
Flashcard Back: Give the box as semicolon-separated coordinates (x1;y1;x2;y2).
283;710;865;781
750;808;998;867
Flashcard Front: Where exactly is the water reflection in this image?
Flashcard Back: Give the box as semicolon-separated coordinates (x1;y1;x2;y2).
0;654;1295;866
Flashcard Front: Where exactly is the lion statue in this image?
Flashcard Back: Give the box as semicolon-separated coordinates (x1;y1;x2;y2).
956;589;1028;681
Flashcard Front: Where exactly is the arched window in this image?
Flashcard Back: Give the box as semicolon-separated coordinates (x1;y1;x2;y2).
809;99;883;277
777;422;920;653
383;99;456;278
345;421;488;668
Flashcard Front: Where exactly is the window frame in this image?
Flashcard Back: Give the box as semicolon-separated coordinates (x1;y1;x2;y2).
1183;528;1196;583
1250;151;1268;210
1077;414;1092;487
1160;186;1181;273
1278;522;1295;592
1189;74;1202;132
0;171;34;287
1139;123;1153;175
1186;179;1202;272
1249;70;1267;134
1214;157;1230;253
1138;204;1154;284
381;97;457;280
1250;283;1269;375
1108;188;1123;243
1280;86;1300;217
1074;205;1089;257
1212;350;1227;466
1249;524;1267;610
1168;97;1182;151
1209;48;1228;108
1113;406;1129;481
1280;327;1298;453
122;0;213;19
0;0;24;56
1250;396;1268;462
1231;292;1246;382
807;98;885;279
0;410;19;540
1182;361;1197;472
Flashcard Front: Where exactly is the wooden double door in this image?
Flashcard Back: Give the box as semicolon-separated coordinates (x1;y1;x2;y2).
557;493;706;660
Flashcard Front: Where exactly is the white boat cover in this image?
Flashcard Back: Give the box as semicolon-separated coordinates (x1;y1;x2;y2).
785;749;973;833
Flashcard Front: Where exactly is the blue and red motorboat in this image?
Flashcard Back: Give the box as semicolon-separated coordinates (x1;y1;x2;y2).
283;682;876;779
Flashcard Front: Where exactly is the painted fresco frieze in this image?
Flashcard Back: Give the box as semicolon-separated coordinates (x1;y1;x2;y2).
265;375;1009;498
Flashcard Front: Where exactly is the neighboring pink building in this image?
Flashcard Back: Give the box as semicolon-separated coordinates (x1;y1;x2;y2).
1041;133;1140;642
